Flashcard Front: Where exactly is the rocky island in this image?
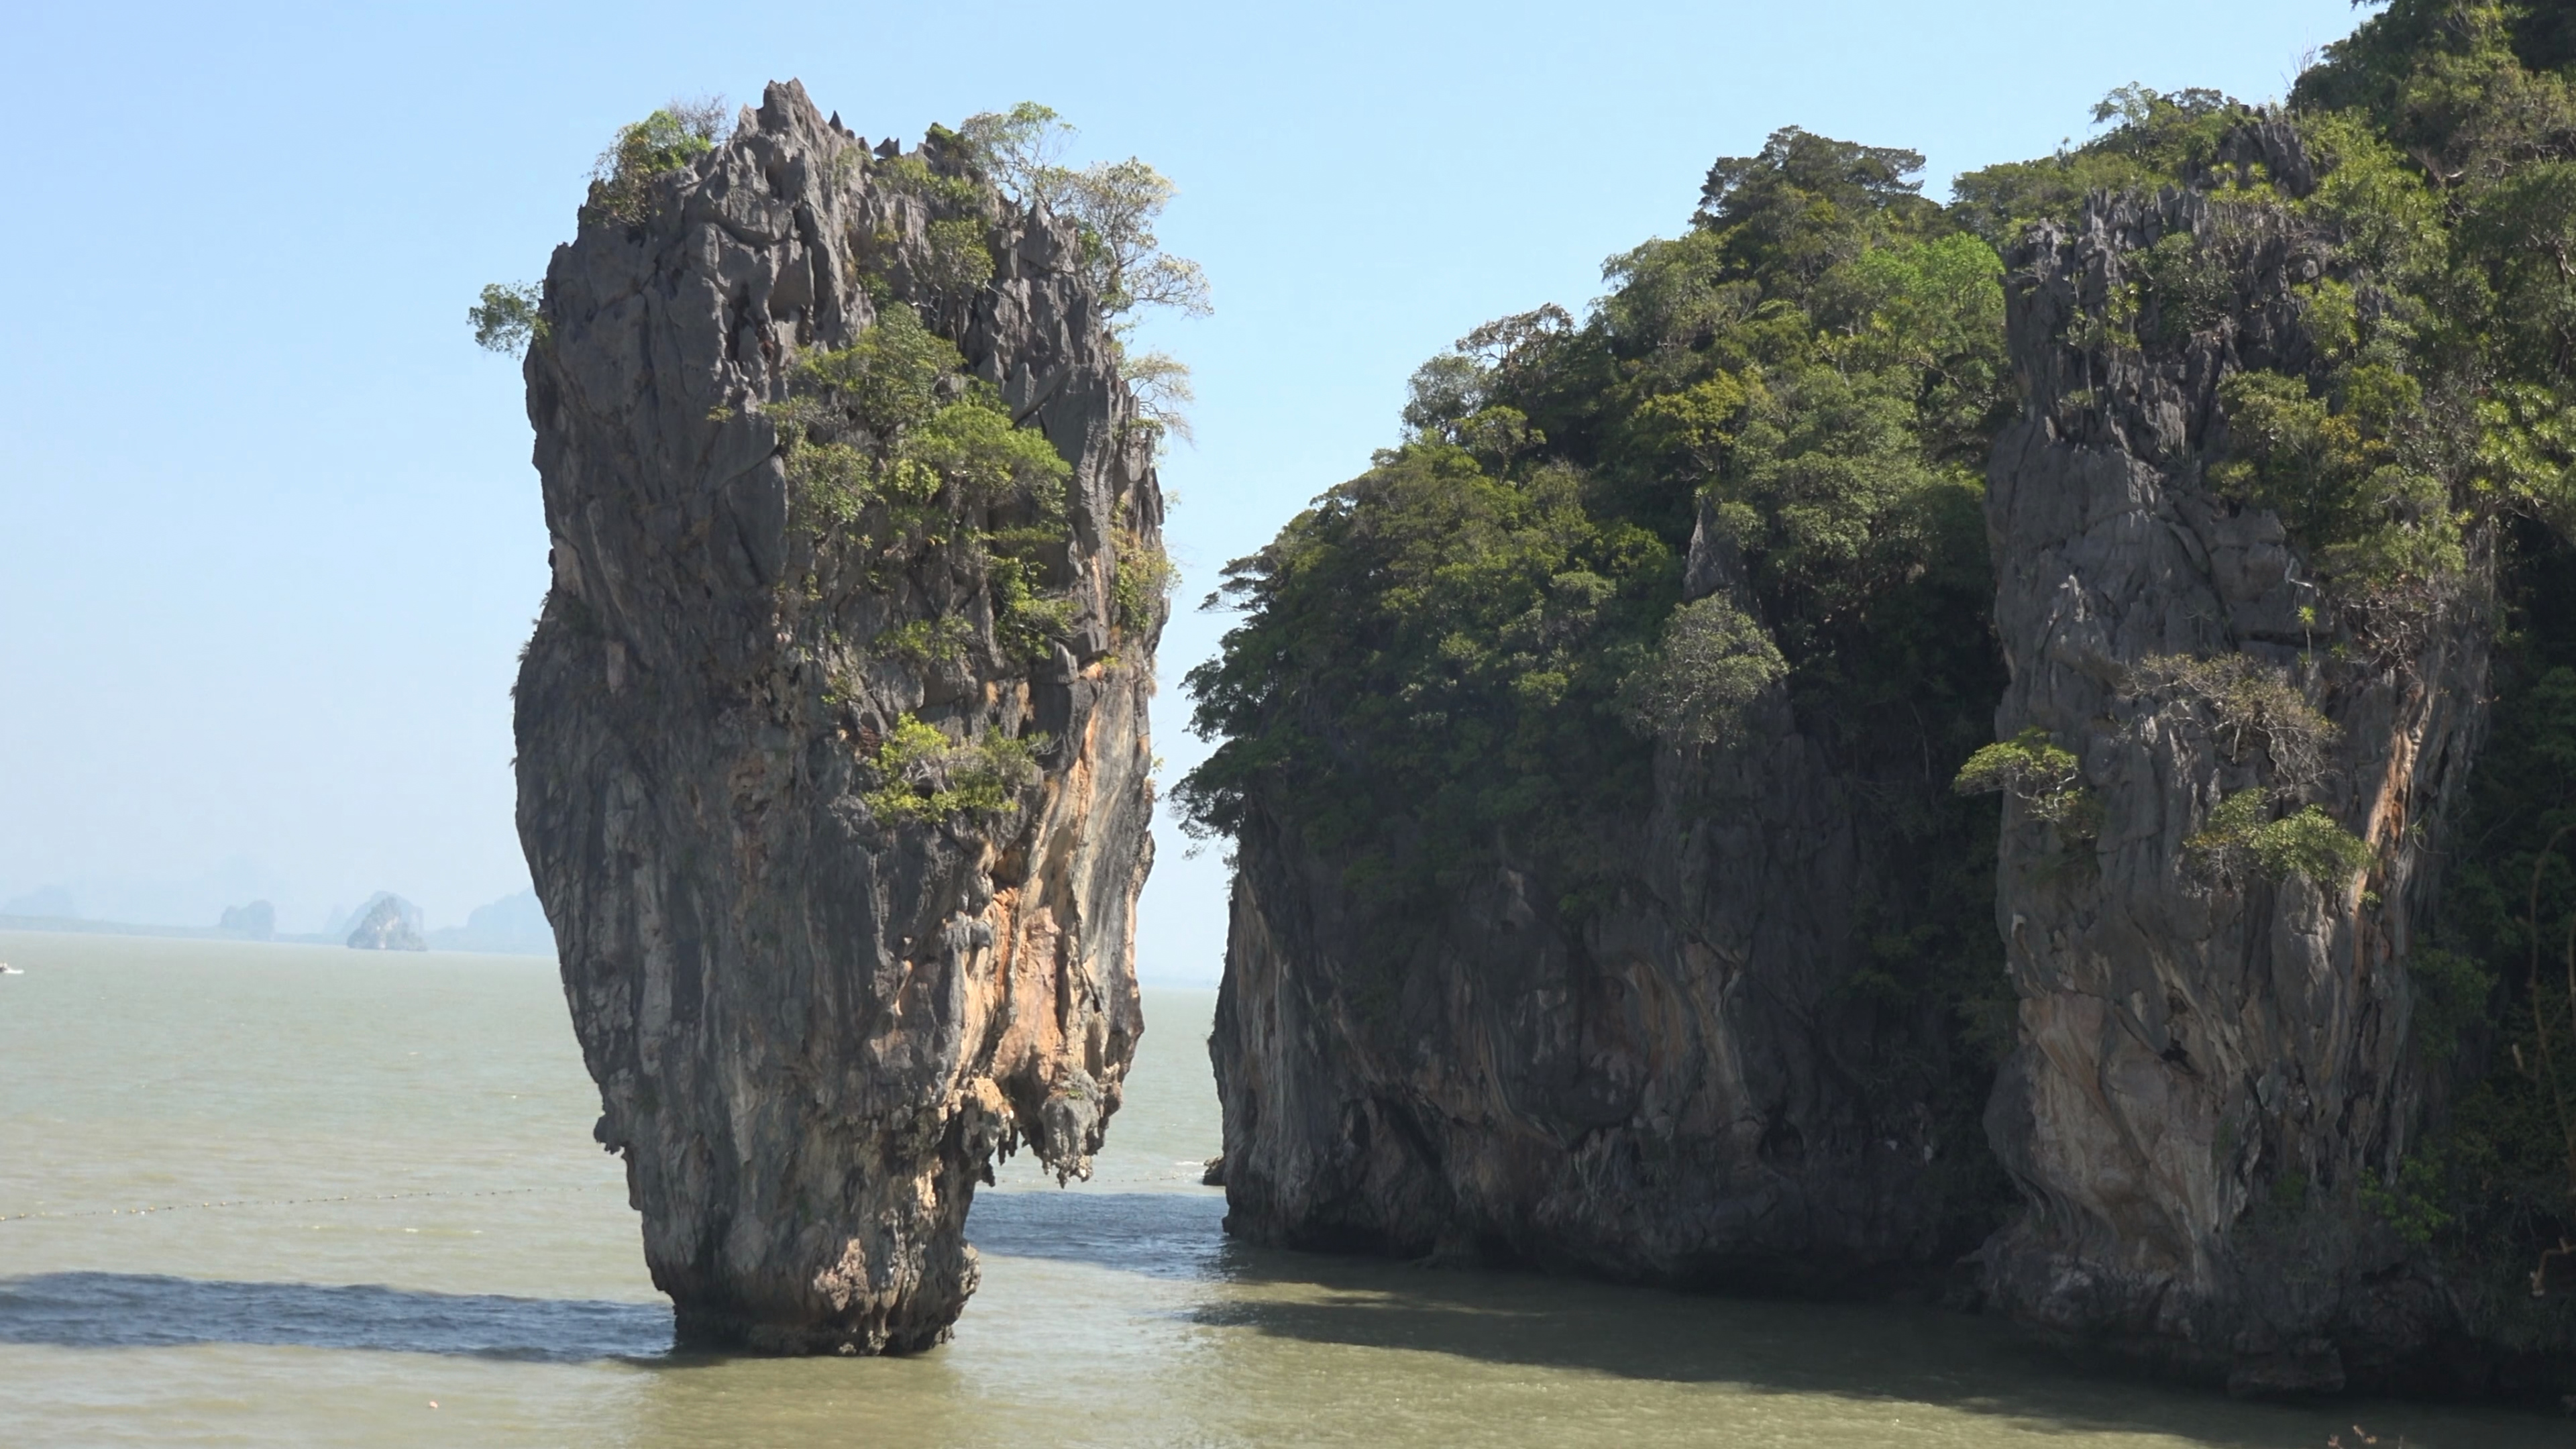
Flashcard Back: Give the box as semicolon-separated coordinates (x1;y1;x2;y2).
344;894;425;951
1185;1;2576;1401
511;82;1165;1354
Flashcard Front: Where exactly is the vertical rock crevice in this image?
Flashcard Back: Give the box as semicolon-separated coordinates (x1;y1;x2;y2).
513;80;1164;1354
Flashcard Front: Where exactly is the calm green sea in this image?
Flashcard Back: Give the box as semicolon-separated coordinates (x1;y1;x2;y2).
0;930;2561;1447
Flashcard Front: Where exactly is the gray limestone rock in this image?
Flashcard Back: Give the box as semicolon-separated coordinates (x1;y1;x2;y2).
1976;169;2493;1393
512;81;1163;1354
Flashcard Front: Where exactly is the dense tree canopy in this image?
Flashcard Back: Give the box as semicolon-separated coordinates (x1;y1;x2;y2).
1179;127;2009;938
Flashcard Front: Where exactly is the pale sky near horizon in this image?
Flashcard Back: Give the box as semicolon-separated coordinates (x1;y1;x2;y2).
2;0;2363;976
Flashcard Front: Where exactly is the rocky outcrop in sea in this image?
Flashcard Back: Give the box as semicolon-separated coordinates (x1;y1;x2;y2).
219;900;276;941
344;894;426;951
513;82;1164;1354
1199;110;2575;1397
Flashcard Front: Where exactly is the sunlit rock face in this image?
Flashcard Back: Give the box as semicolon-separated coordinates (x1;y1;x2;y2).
513;80;1162;1354
1978;138;2493;1396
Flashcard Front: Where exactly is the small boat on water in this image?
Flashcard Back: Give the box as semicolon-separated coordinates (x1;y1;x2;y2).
0;964;21;975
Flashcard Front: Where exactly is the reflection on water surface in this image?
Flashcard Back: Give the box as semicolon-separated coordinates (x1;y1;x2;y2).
0;932;2563;1447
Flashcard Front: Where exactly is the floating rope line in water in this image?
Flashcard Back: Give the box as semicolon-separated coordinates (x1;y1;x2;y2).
0;1184;596;1224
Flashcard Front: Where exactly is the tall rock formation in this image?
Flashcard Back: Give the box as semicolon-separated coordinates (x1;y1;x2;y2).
1978;156;2491;1393
513;82;1165;1354
1211;506;2002;1286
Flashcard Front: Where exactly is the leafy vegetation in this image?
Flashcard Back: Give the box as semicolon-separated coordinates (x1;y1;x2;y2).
873;616;976;668
1619;596;1784;748
1949;86;2250;245
2185;790;2374;887
1110;531;1178;639
2135;653;2341;784
921;217;998;297
759;302;1075;661
469;282;545;358
1180;125;2017;1235
864;713;1046;822
959;103;1212;326
585;98;731;226
1953;728;2100;837
960;103;1210;447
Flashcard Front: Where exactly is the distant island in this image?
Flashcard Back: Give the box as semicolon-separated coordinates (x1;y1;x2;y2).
0;887;557;957
343;894;426;951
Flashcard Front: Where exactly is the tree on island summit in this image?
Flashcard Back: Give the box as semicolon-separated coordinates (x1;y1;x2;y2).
961;101;1211;445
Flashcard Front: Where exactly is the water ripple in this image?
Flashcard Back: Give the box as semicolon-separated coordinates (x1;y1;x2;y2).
0;1271;674;1361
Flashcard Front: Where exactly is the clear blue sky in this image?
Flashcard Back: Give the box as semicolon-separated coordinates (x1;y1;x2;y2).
2;1;2364;967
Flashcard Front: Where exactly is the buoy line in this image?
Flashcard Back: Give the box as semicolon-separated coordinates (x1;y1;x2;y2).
0;1184;594;1224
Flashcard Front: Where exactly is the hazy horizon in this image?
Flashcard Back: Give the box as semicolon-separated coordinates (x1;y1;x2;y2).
4;0;2365;983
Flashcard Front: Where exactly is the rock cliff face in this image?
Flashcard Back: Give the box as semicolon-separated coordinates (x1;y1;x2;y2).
1212;511;2000;1286
1978;164;2490;1394
513;82;1163;1354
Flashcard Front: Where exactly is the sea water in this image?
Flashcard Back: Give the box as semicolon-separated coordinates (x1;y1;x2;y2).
0;929;2562;1447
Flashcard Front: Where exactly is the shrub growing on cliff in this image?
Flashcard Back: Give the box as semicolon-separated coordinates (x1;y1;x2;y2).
762;304;1077;665
2185;789;2373;888
469;282;545;357
586;99;731;225
767;304;1069;568
921;217;998;297
873;616;975;668
1120;351;1196;449
960;102;1212;441
956;105;1213;326
1953;728;2100;837
1111;531;1178;637
2135;653;2340;784
2210;368;2461;608
865;714;1045;822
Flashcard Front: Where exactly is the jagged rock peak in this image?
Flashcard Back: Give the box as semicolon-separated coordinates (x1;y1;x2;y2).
514;79;1167;1354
